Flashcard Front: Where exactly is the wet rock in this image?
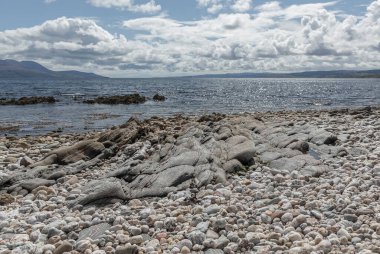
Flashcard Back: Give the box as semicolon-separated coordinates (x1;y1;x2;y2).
153;94;166;101
84;94;146;105
0;96;56;105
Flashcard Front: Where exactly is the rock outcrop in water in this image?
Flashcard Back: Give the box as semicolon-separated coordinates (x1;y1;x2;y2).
0;96;56;105
153;94;166;101
83;94;146;105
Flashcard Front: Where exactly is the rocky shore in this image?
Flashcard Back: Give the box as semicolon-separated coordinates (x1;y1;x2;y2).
0;107;379;254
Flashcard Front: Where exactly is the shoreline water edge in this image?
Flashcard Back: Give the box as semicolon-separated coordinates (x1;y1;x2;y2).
0;106;380;253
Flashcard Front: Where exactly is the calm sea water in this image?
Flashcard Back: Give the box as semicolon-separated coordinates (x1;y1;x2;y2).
0;78;379;136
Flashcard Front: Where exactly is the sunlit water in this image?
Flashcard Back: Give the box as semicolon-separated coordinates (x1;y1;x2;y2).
0;78;379;135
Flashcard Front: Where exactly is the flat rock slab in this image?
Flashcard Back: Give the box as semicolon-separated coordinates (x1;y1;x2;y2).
259;151;282;164
70;179;126;207
33;140;105;167
78;223;111;241
21;178;55;191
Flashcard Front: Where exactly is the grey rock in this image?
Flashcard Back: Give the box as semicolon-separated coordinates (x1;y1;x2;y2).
205;204;220;214
309;130;337;145
187;230;206;245
259;151;282;164
47;227;62;238
227;138;255;165
223;159;244;173
344;214;358;223
178;239;193;250
71;179;126;207
20;156;35;167
115;245;138;254
20;178;55;191
128;226;142;236
78;223;111;241
205;250;224;254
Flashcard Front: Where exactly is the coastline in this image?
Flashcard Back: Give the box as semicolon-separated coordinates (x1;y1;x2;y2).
1;106;379;253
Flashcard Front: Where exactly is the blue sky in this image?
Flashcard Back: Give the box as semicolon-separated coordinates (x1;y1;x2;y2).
0;0;379;77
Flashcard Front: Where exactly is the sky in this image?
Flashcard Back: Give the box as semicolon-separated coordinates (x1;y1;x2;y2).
0;0;379;77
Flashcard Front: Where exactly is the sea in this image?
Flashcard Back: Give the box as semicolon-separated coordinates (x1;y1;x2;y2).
0;78;379;136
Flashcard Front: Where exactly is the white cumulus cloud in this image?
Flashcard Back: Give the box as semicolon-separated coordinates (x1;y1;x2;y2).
231;0;252;12
87;0;161;13
196;0;252;14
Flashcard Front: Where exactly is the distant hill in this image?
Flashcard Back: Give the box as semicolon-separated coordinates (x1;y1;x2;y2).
0;60;106;79
188;69;380;79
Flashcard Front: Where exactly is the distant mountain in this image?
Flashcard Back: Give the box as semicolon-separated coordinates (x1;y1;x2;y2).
188;69;380;79
0;60;106;79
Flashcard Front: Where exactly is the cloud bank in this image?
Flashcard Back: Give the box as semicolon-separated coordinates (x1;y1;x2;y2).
1;0;380;77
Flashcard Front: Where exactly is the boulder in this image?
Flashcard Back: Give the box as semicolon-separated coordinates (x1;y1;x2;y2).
309;130;337;145
227;137;255;165
54;241;73;254
71;179;126;207
20;156;35;167
223;159;244;173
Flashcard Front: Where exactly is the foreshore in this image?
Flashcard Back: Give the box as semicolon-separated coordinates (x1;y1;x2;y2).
0;106;379;254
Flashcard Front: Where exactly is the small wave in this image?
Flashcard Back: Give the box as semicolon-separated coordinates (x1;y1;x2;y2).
61;93;85;97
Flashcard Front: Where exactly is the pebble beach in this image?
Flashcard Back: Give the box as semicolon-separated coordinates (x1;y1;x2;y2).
0;106;380;254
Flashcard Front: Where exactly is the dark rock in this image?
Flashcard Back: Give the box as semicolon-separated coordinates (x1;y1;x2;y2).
0;193;15;205
47;227;62;238
0;96;56;105
54;241;73;254
344;214;358;223
153;94;166;101
46;171;66;180
84;94;146;105
20;156;35;167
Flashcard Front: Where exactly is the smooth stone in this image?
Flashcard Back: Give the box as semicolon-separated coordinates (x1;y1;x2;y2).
53;241;73;254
